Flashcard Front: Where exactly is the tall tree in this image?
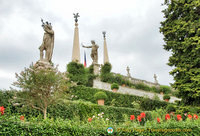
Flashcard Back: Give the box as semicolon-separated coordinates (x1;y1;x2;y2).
13;65;68;119
160;0;200;105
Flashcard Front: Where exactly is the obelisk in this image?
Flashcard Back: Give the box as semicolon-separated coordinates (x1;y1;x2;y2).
72;13;80;63
103;31;109;64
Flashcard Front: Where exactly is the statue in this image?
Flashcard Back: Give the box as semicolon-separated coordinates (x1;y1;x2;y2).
73;13;80;23
154;74;158;84
82;40;99;64
126;66;131;78
39;19;54;62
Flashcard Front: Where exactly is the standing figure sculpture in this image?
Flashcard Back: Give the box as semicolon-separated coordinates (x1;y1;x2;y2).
82;40;99;64
39;19;54;62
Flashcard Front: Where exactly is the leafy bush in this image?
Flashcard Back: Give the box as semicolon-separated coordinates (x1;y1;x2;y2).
163;94;171;100
94;91;108;100
160;85;172;94
140;97;168;111
67;62;87;85
166;104;176;113
135;83;152;91
1;114;200;136
101;62;112;74
111;83;119;90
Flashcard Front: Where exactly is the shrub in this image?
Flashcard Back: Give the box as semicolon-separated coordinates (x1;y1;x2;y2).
111;83;119;90
140;98;168;111
163;94;171;100
94;92;108;100
67;62;87;85
101;63;112;74
135;83;152;91
166;104;176;113
160;85;172;94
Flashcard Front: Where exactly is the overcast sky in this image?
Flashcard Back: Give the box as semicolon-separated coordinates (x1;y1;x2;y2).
0;0;173;89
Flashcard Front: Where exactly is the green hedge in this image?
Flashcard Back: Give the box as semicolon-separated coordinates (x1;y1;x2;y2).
0;115;199;136
70;86;168;110
48;100;143;123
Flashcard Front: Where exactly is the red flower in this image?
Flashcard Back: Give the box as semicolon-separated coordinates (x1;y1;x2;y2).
177;114;182;121
88;117;92;122
130;115;135;120
157;117;160;123
193;114;198;120
165;114;170;120
137;115;142;122
20;116;25;121
187;114;192;120
0;106;5;115
140;112;146;118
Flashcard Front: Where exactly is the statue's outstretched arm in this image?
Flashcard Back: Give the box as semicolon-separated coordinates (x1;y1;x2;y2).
81;43;92;48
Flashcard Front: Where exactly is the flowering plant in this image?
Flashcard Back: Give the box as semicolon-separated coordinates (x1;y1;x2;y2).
0;106;5;115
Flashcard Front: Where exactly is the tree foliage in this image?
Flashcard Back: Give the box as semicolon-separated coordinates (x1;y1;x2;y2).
67;62;87;85
13;65;68;119
160;0;200;105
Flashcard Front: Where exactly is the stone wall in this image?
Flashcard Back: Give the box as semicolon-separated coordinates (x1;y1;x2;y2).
113;73;159;87
93;79;181;103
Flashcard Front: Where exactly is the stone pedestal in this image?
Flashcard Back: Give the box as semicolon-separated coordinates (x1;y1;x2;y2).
34;60;53;70
93;63;100;75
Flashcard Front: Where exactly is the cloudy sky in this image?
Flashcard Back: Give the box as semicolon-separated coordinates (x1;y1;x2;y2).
0;0;173;89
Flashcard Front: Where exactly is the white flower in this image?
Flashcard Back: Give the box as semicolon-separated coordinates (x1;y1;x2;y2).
98;114;101;116
100;116;103;118
92;115;95;119
101;112;104;115
106;118;109;121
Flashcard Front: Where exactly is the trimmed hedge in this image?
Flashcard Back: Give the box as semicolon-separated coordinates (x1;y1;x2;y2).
94;91;108;100
48;100;143;123
70;86;168;110
0;115;200;136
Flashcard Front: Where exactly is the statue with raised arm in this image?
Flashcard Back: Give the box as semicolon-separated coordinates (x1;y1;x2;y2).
82;40;99;64
39;19;54;62
73;13;80;23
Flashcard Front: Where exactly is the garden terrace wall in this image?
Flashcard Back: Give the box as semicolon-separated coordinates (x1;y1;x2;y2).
70;85;169;110
93;79;180;103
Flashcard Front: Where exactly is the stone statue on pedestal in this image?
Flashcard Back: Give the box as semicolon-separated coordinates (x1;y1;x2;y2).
34;19;54;69
126;66;131;78
39;19;54;63
82;40;99;64
154;74;158;84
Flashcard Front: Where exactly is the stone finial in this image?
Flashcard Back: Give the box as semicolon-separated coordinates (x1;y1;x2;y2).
154;74;158;84
102;31;106;38
73;13;80;23
126;66;131;78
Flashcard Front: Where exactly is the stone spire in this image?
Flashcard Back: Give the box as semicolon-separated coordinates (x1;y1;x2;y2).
103;31;109;64
72;13;80;63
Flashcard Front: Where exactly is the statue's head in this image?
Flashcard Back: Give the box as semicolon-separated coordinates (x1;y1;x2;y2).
91;40;95;44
